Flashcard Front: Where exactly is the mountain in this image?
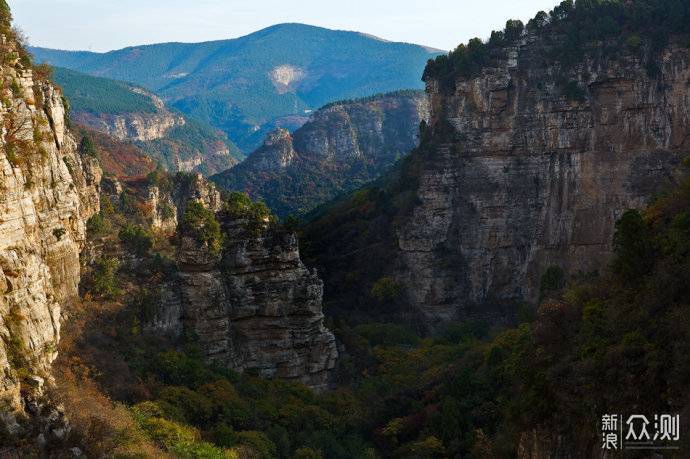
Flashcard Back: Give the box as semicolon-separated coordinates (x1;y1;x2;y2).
211;90;429;217
303;1;690;328
31;23;442;152
51;67;242;175
6;0;690;458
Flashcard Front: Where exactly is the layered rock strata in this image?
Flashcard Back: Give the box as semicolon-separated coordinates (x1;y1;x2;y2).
0;37;100;416
396;39;689;326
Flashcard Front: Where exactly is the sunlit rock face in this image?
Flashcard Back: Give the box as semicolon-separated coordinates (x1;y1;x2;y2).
0;38;101;415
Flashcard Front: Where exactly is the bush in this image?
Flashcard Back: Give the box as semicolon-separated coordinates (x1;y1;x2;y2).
223;192;274;236
79;134;98;158
612;209;655;281
370;276;401;303
87;212;109;236
236;431;277;459
282;215;301;233
92;258;121;298
182;201;223;255
119;224;153;257
153;351;216;388
540;265;565;297
33;63;53;81
52;227;66;241
146;165;173;193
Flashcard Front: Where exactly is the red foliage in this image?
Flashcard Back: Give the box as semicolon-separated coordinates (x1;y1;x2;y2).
77;125;156;179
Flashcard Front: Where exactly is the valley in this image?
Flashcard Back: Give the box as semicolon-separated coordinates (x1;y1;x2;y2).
2;0;690;458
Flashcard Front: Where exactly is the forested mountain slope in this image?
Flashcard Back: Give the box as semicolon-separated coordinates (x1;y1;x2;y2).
51;67;242;175
212;90;429;217
32;24;441;152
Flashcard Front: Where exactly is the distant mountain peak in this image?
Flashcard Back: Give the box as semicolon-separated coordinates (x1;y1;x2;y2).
31;24;441;153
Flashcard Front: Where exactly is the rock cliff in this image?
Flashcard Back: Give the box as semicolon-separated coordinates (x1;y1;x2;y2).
399;37;688;327
212;90;430;216
305;34;689;329
0;34;101;419
141;175;338;390
72;89;185;142
50;66;242;176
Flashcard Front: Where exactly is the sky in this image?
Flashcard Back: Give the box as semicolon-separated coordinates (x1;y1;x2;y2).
8;0;561;52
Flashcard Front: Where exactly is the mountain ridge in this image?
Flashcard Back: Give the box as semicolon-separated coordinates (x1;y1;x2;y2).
30;23;445;54
212;89;429;217
30;23;441;153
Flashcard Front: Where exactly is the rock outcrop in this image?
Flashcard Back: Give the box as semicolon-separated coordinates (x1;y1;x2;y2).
212;90;430;216
396;38;688;327
305;35;689;330
146;175;338;390
49;66;241;176
0;35;100;418
72;90;185;142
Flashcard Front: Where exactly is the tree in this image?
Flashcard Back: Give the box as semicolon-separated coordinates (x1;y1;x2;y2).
79;134;98;158
92;258;121;298
504;19;524;41
370;277;401;303
612;210;655;282
119;224;153;257
182;201;223;255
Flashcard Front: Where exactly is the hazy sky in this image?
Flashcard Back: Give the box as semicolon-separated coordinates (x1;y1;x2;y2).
9;0;560;52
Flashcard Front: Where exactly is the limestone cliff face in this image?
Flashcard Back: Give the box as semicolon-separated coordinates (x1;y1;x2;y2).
244;128;296;172
0;37;100;416
212;90;430;216
72;90;185;142
146;175;337;390
397;38;689;326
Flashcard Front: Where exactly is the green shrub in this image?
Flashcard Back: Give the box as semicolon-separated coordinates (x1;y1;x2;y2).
182;201;223;255
354;323;420;347
370;276;401;303
223;192;274;236
33;63;53;81
52;227;66;241
147;165;173;193
612;209;655;281
540;265;565;297
282;215;301;233
119;224;153;257
235;431;277;459
87;213;109;236
78;134;99;158
92;258;121;298
626;34;642;50
160;203;176;220
211;424;238;448
153;351;217;389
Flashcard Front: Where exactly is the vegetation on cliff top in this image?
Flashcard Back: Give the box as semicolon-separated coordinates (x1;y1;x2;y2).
424;0;690;89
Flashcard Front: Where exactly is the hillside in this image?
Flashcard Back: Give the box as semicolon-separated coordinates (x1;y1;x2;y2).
31;23;441;152
212;90;429;217
53;66;159;114
51;67;242;174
